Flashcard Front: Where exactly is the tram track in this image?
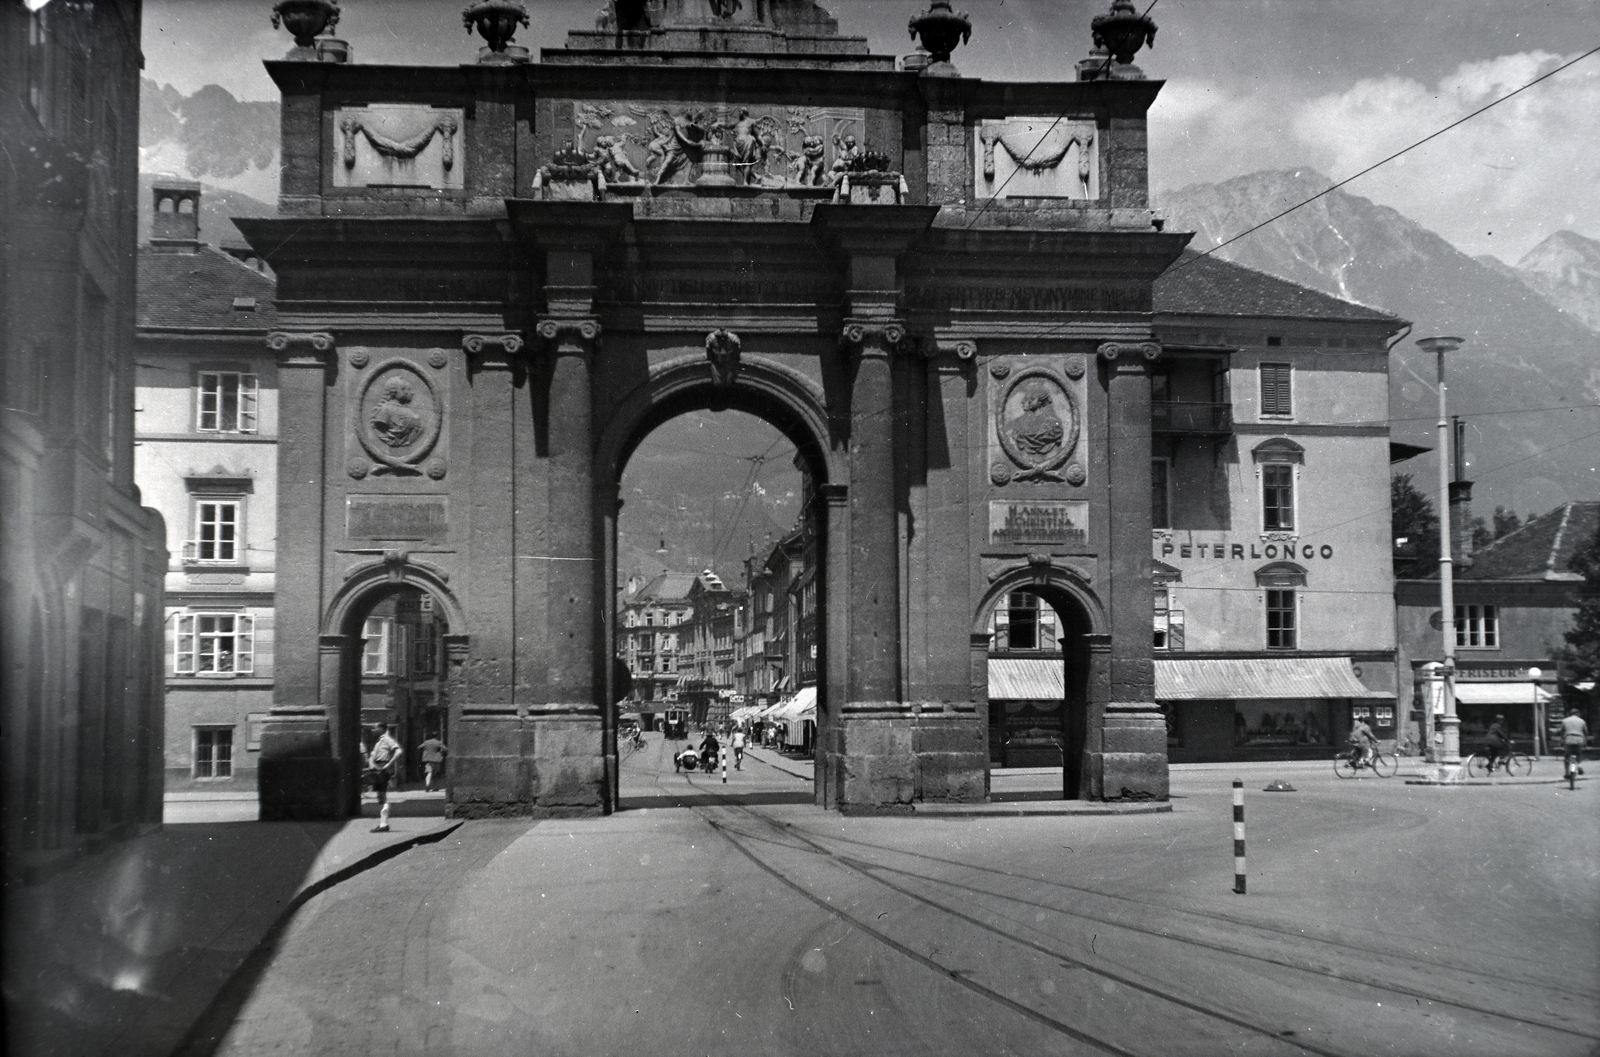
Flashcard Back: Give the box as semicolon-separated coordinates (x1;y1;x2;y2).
645;760;1596;1056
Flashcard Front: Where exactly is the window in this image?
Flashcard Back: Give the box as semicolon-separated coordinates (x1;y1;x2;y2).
362;617;391;675
175;613;254;674
1154;589;1185;651
194;728;234;779
190;500;239;563
1262;465;1295;531
638;632;654;652
1006;592;1040;650
1151;458;1170;529
1456;605;1499;649
1259;362;1292;416
197;372;259;433
1266;590;1297;650
411;621;438;675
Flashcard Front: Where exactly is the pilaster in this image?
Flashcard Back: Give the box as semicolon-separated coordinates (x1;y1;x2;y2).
1092;340;1168;800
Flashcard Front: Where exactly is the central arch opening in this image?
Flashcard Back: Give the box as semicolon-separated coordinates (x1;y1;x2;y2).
980;584;1096;800
601;361;837;810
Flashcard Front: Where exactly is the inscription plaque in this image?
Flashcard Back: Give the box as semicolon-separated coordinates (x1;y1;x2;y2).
988;500;1089;547
347;495;449;540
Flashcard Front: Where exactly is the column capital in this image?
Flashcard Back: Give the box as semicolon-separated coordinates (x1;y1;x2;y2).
267;330;336;366
536;317;601;352
839;318;907;356
462;332;526;357
1097;340;1161;365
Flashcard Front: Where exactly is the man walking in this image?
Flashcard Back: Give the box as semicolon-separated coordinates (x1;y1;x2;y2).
367;725;403;827
418;733;447;792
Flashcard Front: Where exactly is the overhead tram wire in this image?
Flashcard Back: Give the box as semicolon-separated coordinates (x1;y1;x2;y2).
961;0;1162;231
1164;43;1600;274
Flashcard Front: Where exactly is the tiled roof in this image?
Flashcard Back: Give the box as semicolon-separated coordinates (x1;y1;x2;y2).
1459;501;1600;581
137;245;276;330
1153;250;1403;324
630;573;699;602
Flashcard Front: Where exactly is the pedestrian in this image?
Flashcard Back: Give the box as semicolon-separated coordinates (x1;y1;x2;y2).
367;724;403;814
418;732;447;792
1560;706;1589;780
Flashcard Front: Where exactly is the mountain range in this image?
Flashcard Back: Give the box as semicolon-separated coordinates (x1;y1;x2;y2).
1159;170;1600;516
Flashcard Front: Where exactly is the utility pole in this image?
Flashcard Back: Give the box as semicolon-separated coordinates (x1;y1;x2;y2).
1419;336;1465;777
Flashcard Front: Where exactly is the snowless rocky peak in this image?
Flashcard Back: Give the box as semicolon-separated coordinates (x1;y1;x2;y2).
1515;230;1600;333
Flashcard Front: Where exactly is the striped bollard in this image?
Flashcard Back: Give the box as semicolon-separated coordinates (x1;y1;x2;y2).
1232;780;1246;894
722;749;728;784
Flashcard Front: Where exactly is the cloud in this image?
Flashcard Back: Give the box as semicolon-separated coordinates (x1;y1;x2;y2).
1148;79;1309;196
1290;51;1600;261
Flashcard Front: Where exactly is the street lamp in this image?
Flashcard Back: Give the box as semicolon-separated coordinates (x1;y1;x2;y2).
1529;666;1543;757
1418;335;1466;774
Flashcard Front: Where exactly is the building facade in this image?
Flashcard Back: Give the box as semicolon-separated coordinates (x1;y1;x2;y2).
3;0;168;880
1397;501;1598;757
135;183;280;792
241;0;1190;817
618;571;699;720
1147;254;1406;762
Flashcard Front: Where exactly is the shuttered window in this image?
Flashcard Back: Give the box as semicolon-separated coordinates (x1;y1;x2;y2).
1259;362;1292;416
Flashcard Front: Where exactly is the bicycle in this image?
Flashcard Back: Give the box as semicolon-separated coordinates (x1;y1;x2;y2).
1333;747;1398;779
1562;745;1585;790
1466;750;1533;779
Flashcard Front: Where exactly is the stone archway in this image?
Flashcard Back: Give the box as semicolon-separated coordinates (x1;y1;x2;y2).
596;350;844;806
973;561;1107;799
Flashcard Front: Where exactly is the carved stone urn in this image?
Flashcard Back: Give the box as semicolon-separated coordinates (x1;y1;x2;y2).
908;1;971;74
271;0;340;60
463;0;530;64
1090;0;1157;65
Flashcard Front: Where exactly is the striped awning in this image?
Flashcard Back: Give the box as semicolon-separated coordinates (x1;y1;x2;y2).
1450;682;1553;706
1156;657;1390;701
988;659;1065;700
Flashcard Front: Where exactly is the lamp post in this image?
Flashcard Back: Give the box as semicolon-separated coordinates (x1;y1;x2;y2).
1418;336;1466;773
1529;666;1544;757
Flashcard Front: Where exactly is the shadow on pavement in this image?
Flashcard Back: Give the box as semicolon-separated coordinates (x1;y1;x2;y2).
3;820;343;1057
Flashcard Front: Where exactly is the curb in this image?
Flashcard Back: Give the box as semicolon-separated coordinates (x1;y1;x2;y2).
912;802;1173;817
170;819;463;1057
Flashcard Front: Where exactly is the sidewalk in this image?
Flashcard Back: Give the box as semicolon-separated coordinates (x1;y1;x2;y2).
4;804;457;1057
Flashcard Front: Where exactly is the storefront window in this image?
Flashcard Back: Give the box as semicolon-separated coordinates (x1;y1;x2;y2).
1234;700;1329;747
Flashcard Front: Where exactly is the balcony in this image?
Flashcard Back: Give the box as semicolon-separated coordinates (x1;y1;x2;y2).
1152;401;1233;437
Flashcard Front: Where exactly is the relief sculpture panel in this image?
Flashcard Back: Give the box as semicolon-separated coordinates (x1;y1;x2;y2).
988;358;1086;486
975;117;1097;200
333;105;464;190
554;101;868;188
352;359;444;476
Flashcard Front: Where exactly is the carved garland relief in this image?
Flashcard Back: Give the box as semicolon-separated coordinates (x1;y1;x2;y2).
332;105;465;190
974;117;1098;200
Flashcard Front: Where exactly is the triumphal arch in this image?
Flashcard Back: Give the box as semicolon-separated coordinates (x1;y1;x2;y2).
245;0;1184;817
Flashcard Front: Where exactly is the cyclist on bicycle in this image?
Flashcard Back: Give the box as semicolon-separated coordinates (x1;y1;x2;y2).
1560;706;1589;778
1348;716;1377;768
1483;714;1510;773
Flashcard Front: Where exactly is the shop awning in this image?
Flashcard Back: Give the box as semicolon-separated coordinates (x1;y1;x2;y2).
1156;657;1390;701
1451;682;1554;706
770;686;817;720
988;659;1065;700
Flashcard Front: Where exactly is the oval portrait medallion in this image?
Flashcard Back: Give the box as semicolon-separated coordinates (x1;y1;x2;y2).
357;360;441;469
996;367;1079;482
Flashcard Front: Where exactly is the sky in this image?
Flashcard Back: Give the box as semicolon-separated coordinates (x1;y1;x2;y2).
141;0;1600;263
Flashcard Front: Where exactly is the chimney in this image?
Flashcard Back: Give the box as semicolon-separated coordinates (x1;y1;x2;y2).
151;179;202;252
1448;416;1474;567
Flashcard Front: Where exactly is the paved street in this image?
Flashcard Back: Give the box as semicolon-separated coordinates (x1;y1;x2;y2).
194;736;1599;1056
